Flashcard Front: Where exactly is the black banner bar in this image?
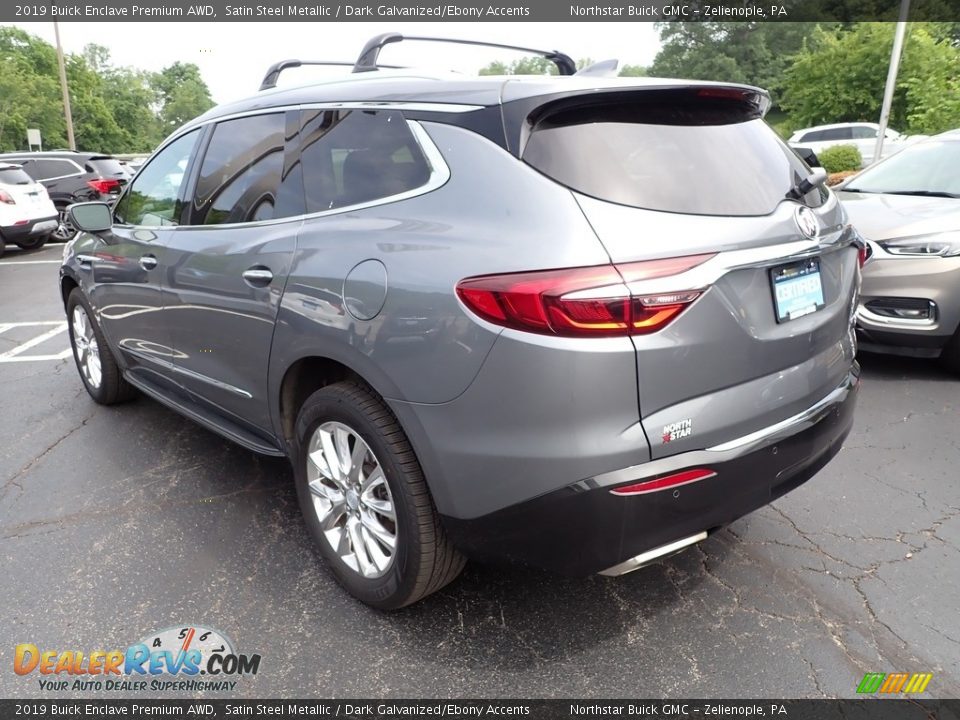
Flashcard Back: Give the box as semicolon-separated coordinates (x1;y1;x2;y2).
5;0;960;22
2;700;960;720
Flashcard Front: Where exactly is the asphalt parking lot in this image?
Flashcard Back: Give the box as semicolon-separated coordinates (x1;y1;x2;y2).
1;242;958;700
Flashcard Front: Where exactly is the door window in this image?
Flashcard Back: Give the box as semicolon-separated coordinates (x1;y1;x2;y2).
114;130;200;226
821;127;853;141
190;113;302;225
31;159;81;180
299;109;431;213
851;126;878;139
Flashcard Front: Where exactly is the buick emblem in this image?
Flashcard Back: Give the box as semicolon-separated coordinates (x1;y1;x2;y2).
795;205;820;239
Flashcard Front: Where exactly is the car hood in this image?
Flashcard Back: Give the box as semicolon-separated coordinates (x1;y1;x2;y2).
836;191;960;241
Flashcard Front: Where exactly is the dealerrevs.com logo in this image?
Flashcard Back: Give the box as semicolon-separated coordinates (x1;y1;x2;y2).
15;625;261;693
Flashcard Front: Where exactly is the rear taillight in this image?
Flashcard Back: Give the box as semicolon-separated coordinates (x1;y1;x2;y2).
0;190;15;205
456;254;714;338
857;242;872;267
87;179;120;194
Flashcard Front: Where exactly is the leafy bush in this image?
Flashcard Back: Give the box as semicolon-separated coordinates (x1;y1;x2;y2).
818;145;863;174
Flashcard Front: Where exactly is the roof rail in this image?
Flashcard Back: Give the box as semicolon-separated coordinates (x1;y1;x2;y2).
259;33;578;90
258;59;405;91
353;32;577;76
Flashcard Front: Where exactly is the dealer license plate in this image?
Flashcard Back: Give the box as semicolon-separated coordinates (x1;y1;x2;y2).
771;258;825;323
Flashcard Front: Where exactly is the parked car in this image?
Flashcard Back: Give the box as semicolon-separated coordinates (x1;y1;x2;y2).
0;162;58;258
836;132;960;372
0;151;128;242
789;122;920;166
59;33;861;609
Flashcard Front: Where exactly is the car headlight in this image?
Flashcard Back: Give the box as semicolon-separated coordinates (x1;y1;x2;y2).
878;231;960;257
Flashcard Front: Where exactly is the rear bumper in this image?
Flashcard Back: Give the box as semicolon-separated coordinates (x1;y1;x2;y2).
442;366;859;576
1;215;58;240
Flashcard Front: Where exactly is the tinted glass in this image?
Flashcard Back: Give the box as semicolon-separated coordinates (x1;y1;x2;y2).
191;113;302;225
299;109;431;213
523;100;818;216
851;126;877;139
87;158;127;178
844;140;960;197
0;167;33;185
32;159;78;180
823;127;853;140
114;130;199;226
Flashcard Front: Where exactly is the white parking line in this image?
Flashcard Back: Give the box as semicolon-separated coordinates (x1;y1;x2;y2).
0;322;71;363
0;260;62;266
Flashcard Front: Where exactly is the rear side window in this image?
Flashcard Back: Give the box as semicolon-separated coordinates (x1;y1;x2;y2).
522;93;818;216
299;109;431;213
191;113;303;225
30;159;80;180
86;158;127;178
851;126;877;140
0;167;33;185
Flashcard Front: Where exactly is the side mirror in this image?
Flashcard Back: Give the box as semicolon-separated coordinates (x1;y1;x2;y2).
68;202;113;233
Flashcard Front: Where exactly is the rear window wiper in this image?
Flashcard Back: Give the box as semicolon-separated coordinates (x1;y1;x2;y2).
785;168;827;201
882;190;959;199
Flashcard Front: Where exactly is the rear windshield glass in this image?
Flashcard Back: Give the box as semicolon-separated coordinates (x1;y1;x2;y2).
522;95;818;216
0;167;33;185
87;158;127;178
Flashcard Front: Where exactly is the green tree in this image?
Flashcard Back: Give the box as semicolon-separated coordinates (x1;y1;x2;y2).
0;29;212;153
152;62;215;131
650;22;820;103
0;27;66;150
478;57;560;76
478;57;648;77
781;23;960;134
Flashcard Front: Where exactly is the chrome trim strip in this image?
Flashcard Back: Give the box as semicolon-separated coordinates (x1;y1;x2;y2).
587;369;858;490
707;378;851;452
599;532;708;576
124;349;253;399
123;120;450;233
856;304;937;328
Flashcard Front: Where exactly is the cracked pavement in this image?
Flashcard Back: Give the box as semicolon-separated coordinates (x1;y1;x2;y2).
1;244;958;699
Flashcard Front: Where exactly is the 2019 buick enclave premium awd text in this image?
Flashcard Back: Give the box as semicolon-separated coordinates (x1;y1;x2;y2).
59;34;861;609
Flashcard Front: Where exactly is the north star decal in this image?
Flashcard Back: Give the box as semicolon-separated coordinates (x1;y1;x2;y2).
662;419;693;443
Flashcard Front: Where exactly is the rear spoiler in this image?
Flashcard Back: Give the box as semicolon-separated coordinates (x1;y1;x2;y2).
503;84;772;156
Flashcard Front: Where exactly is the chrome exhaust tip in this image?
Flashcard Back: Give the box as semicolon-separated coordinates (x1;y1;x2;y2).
598;531;708;577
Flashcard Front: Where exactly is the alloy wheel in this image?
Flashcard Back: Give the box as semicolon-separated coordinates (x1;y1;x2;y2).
306;421;398;578
71;305;102;389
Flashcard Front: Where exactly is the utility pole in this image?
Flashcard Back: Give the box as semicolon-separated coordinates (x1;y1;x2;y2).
874;0;910;164
53;20;76;151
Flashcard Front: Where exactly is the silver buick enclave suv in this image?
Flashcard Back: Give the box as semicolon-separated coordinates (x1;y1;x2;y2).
60;34;861;608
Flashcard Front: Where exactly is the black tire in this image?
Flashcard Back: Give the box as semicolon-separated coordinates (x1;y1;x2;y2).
293;381;465;609
940;328;960;375
66;289;136;405
16;233;48;251
0;235;5;259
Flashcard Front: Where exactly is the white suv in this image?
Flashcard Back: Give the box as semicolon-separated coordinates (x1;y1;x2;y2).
0;162;58;258
788;122;920;166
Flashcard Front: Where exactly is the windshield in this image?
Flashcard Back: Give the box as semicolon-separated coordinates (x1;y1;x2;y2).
845;140;960;197
523;99;820;216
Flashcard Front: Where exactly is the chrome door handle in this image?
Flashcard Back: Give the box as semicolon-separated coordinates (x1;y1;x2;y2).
76;254;97;267
139;255;158;270
242;267;273;286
